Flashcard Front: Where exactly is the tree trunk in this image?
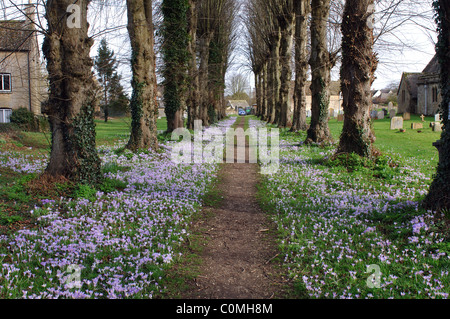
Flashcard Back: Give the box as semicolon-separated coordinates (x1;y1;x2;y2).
268;28;281;124
126;0;159;151
104;87;109;122
255;72;262;117
208;36;223;125
187;0;199;130
291;0;310;132
198;33;213;126
42;0;101;184
336;0;378;157
278;7;295;128
306;0;332;144
262;62;269;121
424;0;450;210
162;0;189;132
219;47;229;120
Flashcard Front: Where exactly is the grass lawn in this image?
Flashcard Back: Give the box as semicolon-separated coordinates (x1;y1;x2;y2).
253;115;449;299
0;114;447;299
4;117;168;152
326;114;441;177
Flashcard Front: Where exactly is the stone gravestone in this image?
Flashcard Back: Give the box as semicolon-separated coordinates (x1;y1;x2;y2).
389;109;396;118
306;110;311;117
371;110;378;119
377;111;385;120
403;112;411;120
411;123;423;129
388;102;394;110
337;114;344;122
433;122;443;132
329;108;335;118
435;114;442;122
390;117;403;130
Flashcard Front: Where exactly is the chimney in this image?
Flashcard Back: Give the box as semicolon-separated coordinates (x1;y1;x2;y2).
24;1;36;28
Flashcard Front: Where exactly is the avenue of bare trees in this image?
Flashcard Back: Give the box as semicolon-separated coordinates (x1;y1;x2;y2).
245;0;448;209
0;0;448;210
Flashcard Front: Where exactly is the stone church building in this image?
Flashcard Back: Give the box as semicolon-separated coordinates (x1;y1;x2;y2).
397;55;441;116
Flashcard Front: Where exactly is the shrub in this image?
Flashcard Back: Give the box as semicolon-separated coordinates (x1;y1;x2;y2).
9;108;49;132
10;108;36;130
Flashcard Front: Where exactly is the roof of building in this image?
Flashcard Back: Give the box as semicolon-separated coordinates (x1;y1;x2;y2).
398;72;421;98
227;100;250;108
422;54;440;74
0;20;34;52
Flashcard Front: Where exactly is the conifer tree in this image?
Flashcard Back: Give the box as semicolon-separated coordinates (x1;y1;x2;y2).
95;38;118;122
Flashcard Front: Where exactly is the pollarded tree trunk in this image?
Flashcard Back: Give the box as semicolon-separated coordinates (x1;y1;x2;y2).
42;0;101;185
187;0;199;130
126;0;159;151
162;0;189;132
262;62;269;121
198;32;213;126
208;35;224;125
336;0;378;157
268;28;281;124
306;0;332;144
278;5;295;129
291;0;310;132
255;72;262;117
424;0;450;210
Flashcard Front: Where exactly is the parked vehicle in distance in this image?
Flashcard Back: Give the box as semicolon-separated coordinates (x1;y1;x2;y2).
238;108;246;116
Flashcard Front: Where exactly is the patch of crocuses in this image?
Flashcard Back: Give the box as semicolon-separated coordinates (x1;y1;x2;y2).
254;118;449;299
0;117;236;299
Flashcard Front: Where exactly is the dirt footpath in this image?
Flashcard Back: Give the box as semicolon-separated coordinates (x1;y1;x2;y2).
181;117;288;299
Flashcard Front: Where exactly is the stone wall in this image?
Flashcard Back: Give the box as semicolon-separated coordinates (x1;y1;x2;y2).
416;78;441;116
397;78;416;114
289;95;343;113
0;50;46;115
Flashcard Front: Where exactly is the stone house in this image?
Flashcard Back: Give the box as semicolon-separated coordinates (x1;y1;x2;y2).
416;55;441;116
227;100;250;114
372;88;395;105
289;80;343;117
397;55;441;116
397;72;420;114
0;8;46;123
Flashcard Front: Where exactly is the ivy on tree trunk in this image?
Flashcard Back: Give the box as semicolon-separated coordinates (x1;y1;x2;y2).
162;0;189;132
